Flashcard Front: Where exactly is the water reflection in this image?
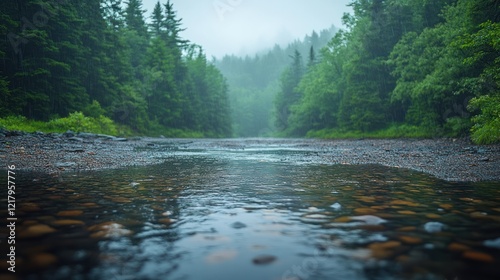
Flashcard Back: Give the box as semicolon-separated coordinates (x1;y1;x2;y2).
1;156;500;280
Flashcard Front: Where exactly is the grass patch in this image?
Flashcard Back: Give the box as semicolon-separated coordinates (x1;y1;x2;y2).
306;124;436;139
0;113;130;136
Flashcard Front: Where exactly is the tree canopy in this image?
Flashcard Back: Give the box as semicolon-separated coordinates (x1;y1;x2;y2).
0;0;231;137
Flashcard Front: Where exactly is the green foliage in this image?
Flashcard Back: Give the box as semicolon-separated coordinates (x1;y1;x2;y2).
279;0;499;144
468;95;500;144
0;0;231;138
307;125;434;139
0;112;120;135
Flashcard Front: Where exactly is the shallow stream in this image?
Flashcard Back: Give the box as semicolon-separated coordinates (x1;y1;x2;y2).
2;140;500;279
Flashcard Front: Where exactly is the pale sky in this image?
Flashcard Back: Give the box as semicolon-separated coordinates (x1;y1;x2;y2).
141;0;353;58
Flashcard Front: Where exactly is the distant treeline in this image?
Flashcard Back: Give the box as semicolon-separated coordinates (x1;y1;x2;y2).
275;0;499;143
0;0;232;137
215;27;337;137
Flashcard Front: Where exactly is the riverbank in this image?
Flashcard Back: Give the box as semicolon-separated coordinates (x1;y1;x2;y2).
0;130;498;182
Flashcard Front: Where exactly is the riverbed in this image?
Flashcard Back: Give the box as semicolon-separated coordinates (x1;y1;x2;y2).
1;138;500;279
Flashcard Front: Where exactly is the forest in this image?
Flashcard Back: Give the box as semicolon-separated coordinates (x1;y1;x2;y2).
0;0;231;137
269;0;500;144
1;0;499;143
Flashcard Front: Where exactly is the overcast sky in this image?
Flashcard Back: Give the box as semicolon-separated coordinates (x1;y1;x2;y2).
141;0;353;58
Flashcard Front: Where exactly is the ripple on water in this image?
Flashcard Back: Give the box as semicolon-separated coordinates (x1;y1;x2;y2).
5;157;500;280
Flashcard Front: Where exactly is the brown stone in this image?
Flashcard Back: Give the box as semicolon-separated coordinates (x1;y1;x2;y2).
398;210;417;215
57;210;83;217
462;251;494;263
448;243;471;252
52;219;85;226
354;208;377;214
20;224;56;238
398;236;422;245
31;253;57;268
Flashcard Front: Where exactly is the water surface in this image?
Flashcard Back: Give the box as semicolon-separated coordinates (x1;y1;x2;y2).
1;141;500;280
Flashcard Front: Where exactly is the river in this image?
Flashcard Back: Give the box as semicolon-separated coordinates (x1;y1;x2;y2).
1;139;500;280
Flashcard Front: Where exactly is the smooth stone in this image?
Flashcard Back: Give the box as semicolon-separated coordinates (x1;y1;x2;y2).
397;226;417;232
462;251;494;263
31;253;57;268
88;222;132;238
398;210;417;215
330;202;342;210
484;237;500;249
252;255;277;265
448;242;471;252
398;236;422;245
350;215;387;225
52;219;85;226
158;218;175;224
20;224;56;238
390;200;419;207
231;222;247;229
424;222;446;233
57;210;83;217
354;208;377;214
425;213;441;219
369;241;402;259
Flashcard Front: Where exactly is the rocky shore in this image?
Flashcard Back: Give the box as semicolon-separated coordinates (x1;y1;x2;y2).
1;129;499;182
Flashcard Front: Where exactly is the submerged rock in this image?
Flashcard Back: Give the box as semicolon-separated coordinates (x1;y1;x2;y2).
20;224;57;238
231;221;247;229
484;237;500;249
330;202;342;210
88;222;132;238
252;255;276;265
424;222;446;233
350;215;387;225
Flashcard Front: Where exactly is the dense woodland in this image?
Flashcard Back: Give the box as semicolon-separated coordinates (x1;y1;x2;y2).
0;0;231;137
270;0;500;143
1;0;499;143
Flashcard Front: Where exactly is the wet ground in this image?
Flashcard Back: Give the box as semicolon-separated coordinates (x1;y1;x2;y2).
1;135;499;181
1;139;500;279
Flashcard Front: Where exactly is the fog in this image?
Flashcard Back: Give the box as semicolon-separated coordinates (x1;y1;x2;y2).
142;0;353;58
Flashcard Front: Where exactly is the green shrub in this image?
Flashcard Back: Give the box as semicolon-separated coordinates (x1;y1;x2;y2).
0;112;119;135
469;95;500;144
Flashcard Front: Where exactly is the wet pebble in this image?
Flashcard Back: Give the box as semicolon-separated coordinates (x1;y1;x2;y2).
354;208;377;215
57;210;83;217
31;253;58;268
398;236;422;245
398;210;417;215
330;202;342;210
369;241;402;259
424;222;446;233
252;255;277;265
52;219;85;226
448;242;471;252
462;251;494;263
88;222;132;238
350;215;387;225
484;237;500;249
231;221;247;229
20;224;57;238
